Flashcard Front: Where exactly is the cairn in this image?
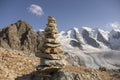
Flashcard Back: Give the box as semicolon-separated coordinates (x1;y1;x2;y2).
37;16;67;77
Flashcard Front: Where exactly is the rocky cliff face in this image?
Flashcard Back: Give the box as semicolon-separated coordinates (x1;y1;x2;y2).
82;29;100;48
0;20;40;53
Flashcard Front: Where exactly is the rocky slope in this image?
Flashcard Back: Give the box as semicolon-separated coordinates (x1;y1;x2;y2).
0;48;119;80
0;48;40;80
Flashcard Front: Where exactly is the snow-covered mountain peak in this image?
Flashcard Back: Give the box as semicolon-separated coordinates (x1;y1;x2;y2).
97;28;109;41
82;27;92;32
73;27;79;30
82;27;98;39
113;28;120;32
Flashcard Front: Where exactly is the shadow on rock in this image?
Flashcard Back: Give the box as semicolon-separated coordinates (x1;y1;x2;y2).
15;70;59;80
15;71;47;80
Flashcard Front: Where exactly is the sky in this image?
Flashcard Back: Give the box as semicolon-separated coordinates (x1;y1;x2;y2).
0;0;120;31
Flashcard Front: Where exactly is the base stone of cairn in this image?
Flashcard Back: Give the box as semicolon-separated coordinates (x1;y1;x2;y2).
37;16;67;76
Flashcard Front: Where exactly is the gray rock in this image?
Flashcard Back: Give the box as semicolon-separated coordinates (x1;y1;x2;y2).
40;58;67;67
38;53;66;60
50;71;82;80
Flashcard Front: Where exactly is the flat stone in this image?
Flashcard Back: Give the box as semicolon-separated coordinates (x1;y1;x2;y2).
45;38;60;44
44;47;51;54
38;53;66;60
41;47;64;54
44;43;60;47
45;33;59;39
45;29;58;34
53;47;64;54
41;47;52;54
40;58;67;67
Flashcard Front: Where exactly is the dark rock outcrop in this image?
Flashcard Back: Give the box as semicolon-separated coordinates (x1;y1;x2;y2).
70;40;82;49
82;29;100;48
109;30;120;49
0;20;40;53
97;31;109;45
96;29;110;47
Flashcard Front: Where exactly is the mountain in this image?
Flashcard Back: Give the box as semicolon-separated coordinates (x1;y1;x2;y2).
57;27;120;69
0;20;40;53
59;26;120;50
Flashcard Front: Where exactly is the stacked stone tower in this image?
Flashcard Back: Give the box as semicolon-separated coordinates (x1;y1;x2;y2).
37;16;67;77
41;16;63;54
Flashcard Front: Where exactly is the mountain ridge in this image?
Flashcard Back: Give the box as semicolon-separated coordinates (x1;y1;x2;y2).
59;26;120;50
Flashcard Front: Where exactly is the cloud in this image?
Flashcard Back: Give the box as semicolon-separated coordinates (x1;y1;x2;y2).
109;22;120;30
28;4;44;16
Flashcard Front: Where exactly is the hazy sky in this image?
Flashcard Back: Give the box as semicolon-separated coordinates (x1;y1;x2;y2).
0;0;120;31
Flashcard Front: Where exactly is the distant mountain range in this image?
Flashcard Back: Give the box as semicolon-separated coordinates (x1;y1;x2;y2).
58;26;120;51
1;20;120;51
